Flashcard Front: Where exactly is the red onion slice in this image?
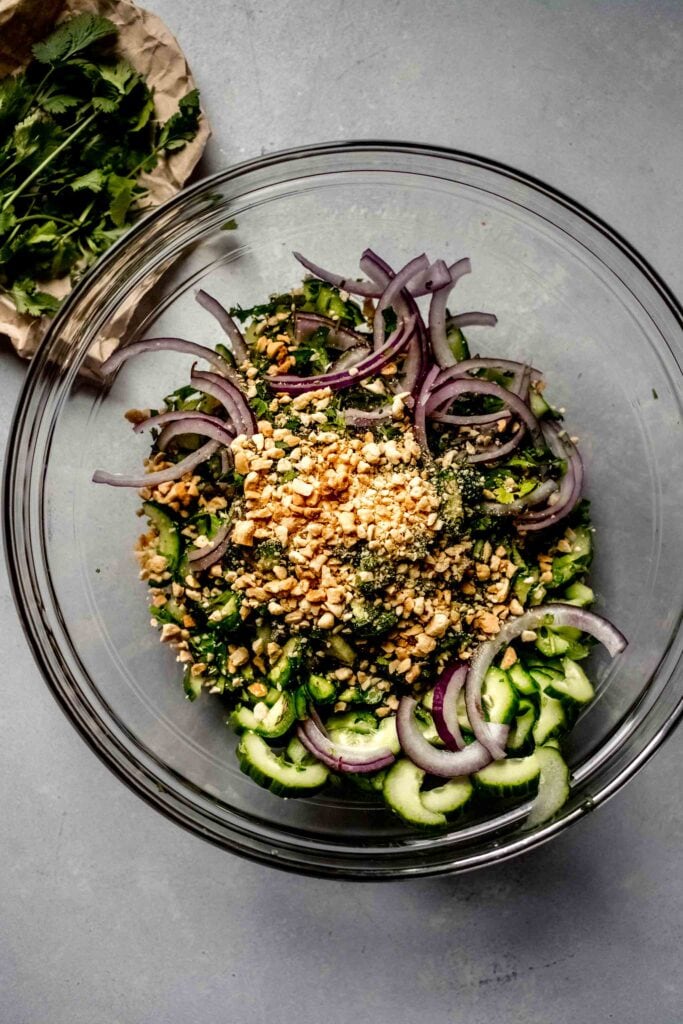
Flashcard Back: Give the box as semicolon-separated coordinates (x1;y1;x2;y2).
294;312;371;351
426;377;543;448
293;251;381;297
466;602;626;758
100;337;240;385
191;366;257;436
188;520;232;571
414;364;442;452
397;697;508;778
428;259;469;368
517;424;583;531
195;289;249;365
373;253;430;350
267;317;415;393
343;406;394;428
482;478;559;515
92;440;219;488
134;410;236;450
297;720;395;774
447;311;498;330
431;663;468;751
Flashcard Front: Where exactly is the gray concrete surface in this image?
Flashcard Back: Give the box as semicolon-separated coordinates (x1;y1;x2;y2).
1;2;682;1022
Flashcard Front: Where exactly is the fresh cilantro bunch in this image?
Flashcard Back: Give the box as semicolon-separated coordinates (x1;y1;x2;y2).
0;13;201;317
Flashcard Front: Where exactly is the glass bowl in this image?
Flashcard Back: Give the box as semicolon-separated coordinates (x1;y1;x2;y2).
4;142;682;879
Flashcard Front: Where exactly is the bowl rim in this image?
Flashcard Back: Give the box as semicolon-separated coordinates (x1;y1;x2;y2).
4;139;683;879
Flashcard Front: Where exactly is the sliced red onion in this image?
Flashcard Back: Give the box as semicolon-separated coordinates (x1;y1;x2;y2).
294;312;370;351
297;720;395;774
100;337;239;384
414;364;442;452
430;258;473;366
482;477;558;515
195;289;249;365
359;249;427;395
328;345;371;373
191;366;257;435
342;406;394;428
267;317;415;393
292;251;381;297
92;440;219;488
188;521;231;571
517;424;583;531
447;311;498;330
397;697;508;777
471;604;627;686
466;603;626;758
134;410;235;450
431;663;468;751
467;427;527;464
373;253;430;350
426;378;542;447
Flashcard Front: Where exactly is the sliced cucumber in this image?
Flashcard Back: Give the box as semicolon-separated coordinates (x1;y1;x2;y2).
529;389;551;418
526;745;570;826
507;663;540;705
328;715;400;756
506;699;538;755
237;731;328;797
346;768;389;794
382;759;446;828
306;673;337;704
229;692;296;739
562;581;595;607
325;710;377;734
551;525;592;586
533;693;567;745
285;735;318;766
183;667;203;701
482;667;519;724
421;776;473;818
267;637;303;689
545;658;595;709
206;590;241;634
143;501;181;572
473;753;541;798
325;634;356;665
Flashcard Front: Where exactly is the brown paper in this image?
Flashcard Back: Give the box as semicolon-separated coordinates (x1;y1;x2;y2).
0;0;210;361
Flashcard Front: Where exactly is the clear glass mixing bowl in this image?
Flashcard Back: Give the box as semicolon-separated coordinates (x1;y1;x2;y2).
4;142;682;878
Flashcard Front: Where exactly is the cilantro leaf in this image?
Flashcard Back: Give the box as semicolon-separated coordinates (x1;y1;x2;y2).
10;280;61;316
157;89;201;152
107;174;137;227
32;14;116;64
70;169;106;192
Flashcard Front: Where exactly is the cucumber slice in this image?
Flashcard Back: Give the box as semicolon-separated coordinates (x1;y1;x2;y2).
229;692;295;739
562;581;595;607
346;768;389;794
328;716;400;756
533;693;567;745
183;667;202;702
473;753;541;798
284;735;318;766
545;658;595;709
506;699;538;755
507;663;540;705
482;667;519;724
382;759;446;828
306;673;337;704
325;635;356;665
206;590;241;634
421;776;473;817
237;731;328;797
267;637;303;689
325;710;377;734
526;746;570;826
142;501;181;572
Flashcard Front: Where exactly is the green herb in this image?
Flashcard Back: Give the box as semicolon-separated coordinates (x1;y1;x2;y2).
0;14;201;317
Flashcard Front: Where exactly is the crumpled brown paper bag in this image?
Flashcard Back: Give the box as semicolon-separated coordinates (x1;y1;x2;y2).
0;0;210;361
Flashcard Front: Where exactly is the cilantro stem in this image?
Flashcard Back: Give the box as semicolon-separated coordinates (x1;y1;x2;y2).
1;110;98;212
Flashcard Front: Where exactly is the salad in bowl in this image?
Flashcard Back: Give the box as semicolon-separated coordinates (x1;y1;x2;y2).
94;247;626;830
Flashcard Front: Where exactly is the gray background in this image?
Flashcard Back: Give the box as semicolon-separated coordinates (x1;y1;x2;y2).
1;1;682;1022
